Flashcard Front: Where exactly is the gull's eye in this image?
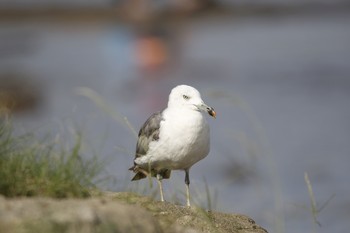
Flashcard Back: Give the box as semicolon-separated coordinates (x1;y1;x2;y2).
183;95;190;100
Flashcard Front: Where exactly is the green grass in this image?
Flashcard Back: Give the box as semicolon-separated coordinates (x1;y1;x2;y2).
304;172;335;232
0;118;104;198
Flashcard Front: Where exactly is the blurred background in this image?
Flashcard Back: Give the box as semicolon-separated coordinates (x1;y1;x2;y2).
1;0;350;232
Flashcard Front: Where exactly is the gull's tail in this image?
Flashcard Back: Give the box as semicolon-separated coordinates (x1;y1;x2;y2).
129;165;171;181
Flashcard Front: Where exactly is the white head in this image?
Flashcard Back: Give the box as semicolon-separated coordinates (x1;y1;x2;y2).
167;85;216;118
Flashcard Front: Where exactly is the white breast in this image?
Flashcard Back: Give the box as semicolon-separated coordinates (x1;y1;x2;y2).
140;108;210;170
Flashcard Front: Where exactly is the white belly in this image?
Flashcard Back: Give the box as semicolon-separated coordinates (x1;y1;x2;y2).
136;110;210;170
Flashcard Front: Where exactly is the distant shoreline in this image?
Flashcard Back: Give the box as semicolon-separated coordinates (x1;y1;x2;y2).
0;3;349;23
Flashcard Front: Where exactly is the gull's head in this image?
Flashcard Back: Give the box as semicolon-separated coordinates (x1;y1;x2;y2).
168;85;216;118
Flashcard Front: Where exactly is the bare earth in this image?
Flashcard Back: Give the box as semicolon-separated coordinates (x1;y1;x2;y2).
0;192;267;233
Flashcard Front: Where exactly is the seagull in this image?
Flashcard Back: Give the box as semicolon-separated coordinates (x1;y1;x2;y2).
129;85;216;206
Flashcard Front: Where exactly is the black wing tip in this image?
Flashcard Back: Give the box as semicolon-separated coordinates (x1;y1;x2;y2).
131;172;147;181
129;164;147;181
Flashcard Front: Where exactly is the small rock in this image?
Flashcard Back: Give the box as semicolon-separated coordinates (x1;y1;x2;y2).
0;197;162;233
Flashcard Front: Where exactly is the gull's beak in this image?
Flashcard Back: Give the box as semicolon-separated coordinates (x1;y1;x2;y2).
198;103;216;119
208;107;216;118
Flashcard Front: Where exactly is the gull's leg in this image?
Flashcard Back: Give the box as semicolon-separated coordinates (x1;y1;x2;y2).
185;169;191;207
156;173;165;202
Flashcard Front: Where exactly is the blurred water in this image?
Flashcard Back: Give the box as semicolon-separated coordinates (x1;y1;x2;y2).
1;12;350;233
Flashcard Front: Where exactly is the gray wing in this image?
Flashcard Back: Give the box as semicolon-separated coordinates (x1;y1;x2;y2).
135;111;163;159
130;110;171;181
